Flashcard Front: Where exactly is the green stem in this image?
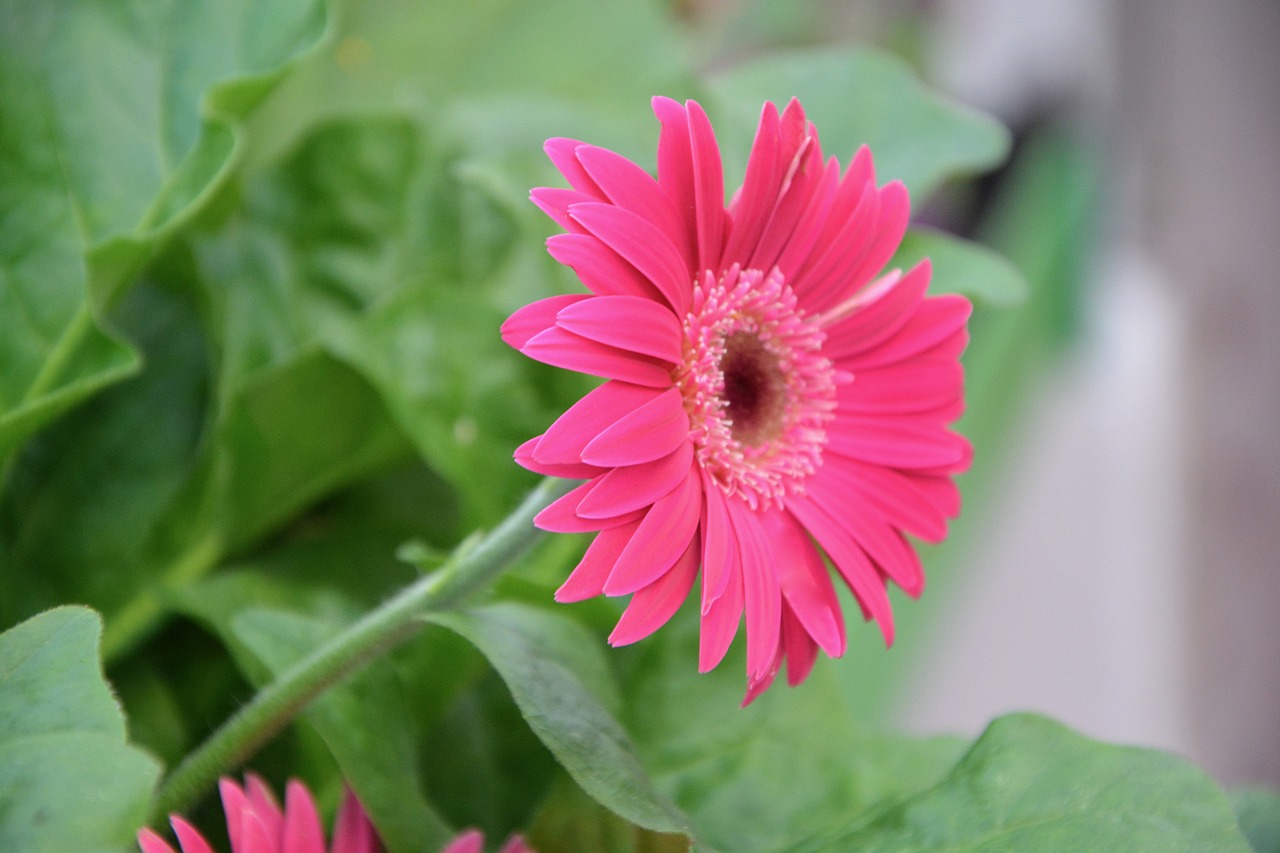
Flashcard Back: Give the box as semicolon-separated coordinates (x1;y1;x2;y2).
147;477;571;823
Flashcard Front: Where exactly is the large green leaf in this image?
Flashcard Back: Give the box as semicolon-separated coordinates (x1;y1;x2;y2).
0;0;328;460
613;610;963;853
0;606;159;853
1234;789;1280;853
893;228;1028;305
792;714;1253;852
707;48;1010;201
429;603;700;846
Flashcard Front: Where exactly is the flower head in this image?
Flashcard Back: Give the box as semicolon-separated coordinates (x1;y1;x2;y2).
138;775;533;853
504;97;971;702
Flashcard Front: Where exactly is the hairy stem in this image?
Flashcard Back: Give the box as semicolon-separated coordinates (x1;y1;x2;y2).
147;477;570;823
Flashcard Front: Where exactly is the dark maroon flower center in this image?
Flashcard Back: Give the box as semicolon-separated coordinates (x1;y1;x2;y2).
720;331;787;448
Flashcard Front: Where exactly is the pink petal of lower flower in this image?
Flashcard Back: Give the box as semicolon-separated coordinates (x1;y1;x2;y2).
581;387;689;468
498;836;536;853
725;501;782;681
521;325;671;387
603;466;702;595
331;788;380;853
442;829;485;853
555;518;642;602
609;532;700;646
577;442;694;519
759;509;845;657
283;780;325;853
841;180;910;291
501;296;591;351
534;381;661;465
555;294;684;363
788;495;895;645
137;828;180;853
721;101;782;264
569;202;692;315
219;779;249;853
530;186;597;232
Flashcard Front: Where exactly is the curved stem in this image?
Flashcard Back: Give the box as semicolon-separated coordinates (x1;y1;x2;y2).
148;477;571;823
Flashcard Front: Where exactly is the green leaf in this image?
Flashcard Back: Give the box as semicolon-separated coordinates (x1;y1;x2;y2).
616;611;963;853
429;603;699;844
892;228;1029;305
0;606;160;853
795;714;1253;852
0;0;328;460
1233;789;1280;853
707;48;1010;201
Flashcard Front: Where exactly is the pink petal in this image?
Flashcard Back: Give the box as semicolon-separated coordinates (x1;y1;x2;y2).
602;466;702;595
521;325;672;387
555;518;642;602
821;261;930;359
699;473;734;610
721;101;782;265
794;180;880;312
759;509;845;657
499;836;536;853
546;233;662;300
530;186;597;232
581;387;689;467
555;294;684;363
534;478;644;533
609;532;700;646
825;413;970;469
240;812;275;853
137;828;179;853
653;96;697;249
513;436;602;480
760;156;839;278
686;101;726;271
826;456;958;542
841;180;910;292
544;137;604;196
782;603;821;687
219;778;249;853
806;468;925;596
331;788;380;853
577;442;694;518
442;829;485;853
699;544;744;672
788;494;895;645
501;294;591;350
575;143;692;263
569;202;693;315
839;290;971;369
725;501;782;681
283;780;325;853
742;652;783;708
534;381;661;465
244;774;283;844
837;361;964;414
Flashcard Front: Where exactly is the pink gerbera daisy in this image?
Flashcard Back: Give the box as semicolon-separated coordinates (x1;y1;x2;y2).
503;97;971;703
137;775;533;853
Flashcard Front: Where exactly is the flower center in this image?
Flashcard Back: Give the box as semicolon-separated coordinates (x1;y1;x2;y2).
676;265;838;508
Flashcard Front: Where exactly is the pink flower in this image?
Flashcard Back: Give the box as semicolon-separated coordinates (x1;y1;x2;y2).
137;775;533;853
504;97;971;703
